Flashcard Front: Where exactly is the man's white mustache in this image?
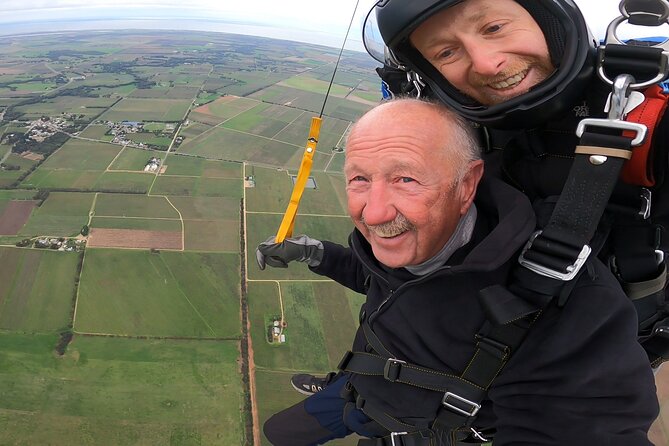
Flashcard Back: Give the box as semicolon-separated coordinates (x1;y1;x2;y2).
363;213;415;238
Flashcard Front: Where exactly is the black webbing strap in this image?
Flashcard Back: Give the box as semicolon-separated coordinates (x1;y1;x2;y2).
546;132;630;245
338;350;485;397
362;318;395;358
612;223;661;282
601;44;664;82
522;131;633;276
622;0;669;26
341;289;542;438
357;429;434;446
432;308;540;433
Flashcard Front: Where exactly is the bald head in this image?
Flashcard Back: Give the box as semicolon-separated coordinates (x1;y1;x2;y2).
348;99;480;182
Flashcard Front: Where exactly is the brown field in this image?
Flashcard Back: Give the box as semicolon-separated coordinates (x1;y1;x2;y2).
192;95;238;115
0;200;37;235
20;152;45;161
88;228;182;249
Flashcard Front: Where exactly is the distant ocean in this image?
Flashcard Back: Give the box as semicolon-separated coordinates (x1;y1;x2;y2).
0;18;366;52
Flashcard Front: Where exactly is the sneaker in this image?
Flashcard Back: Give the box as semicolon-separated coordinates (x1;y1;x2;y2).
290;372;337;395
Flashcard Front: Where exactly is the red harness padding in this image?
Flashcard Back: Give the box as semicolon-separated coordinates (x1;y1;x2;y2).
621;84;669;187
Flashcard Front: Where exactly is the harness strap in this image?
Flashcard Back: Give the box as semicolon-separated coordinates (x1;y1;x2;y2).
611;222;661;283
338;350;487;397
520;131;633;279
362;318;395;358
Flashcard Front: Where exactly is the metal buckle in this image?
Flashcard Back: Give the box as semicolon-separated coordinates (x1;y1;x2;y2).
469;427;490;442
577;74;648;147
598;0;669;89
383;358;406;382
405;71;426;98
654;326;669;338
442;392;481;417
518;231;592;281
641;188;652;219
390;431;408;446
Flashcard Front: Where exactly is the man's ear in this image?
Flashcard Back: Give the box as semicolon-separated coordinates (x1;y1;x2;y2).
458;160;484;215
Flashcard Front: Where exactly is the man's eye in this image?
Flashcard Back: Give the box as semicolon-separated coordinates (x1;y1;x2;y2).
484;23;503;34
350;176;367;183
400;177;415;183
437;49;454;60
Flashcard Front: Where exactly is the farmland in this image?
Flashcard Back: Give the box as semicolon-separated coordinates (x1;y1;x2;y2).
0;27;378;445
10;26;644;446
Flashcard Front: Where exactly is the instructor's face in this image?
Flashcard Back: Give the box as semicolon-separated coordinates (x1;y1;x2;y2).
410;0;555;105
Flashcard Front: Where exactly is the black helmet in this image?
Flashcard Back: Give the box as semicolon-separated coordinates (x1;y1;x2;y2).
364;0;597;129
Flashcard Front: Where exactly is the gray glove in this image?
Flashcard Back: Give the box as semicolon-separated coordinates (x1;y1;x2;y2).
256;235;324;270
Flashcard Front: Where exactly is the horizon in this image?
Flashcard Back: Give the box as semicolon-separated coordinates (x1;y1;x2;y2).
0;1;667;55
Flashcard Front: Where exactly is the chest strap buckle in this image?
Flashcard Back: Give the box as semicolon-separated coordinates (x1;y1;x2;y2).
442;392;481;417
383;358;406;382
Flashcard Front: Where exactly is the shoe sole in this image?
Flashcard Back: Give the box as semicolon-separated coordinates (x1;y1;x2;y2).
290;380;317;396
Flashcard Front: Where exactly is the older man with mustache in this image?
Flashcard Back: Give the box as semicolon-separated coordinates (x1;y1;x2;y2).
256;98;657;445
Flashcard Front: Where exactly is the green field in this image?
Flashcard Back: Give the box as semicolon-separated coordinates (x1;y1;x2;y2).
19;192;94;236
151;175;242;198
21;169;103;190
91;216;182;231
124;132;172;148
77;124;110;140
169;196;240;220
0;333;245;445
0;153;38;187
0;247;79;332
94;193;179;218
13;96;117;119
245;166;347;215
247;280;359;371
222;103;304;138
101;98;192;122
184;219;239;252
280;75;350;97
160;156;242;179
109;147;164;171
177;126;301;167
93;171;154;193
273;113;350;155
40;139;122;171
76;249;241;338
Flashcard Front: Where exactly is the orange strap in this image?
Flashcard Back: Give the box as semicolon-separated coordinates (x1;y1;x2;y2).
275;117;322;243
621;84;669;186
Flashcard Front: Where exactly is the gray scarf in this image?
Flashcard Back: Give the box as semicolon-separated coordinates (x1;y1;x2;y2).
404;204;477;276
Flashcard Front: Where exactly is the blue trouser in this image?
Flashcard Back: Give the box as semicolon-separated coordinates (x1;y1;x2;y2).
263;374;379;446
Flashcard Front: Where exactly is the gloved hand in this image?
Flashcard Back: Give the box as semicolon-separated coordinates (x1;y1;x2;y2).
256;235;324;270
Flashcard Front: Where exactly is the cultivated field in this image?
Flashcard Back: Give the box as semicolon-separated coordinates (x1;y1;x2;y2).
0;247;79;331
87;228;182;249
76;249;241;338
19;192;94;237
109;147;165;171
0;333;245;445
100;98;193;122
0;200;36;234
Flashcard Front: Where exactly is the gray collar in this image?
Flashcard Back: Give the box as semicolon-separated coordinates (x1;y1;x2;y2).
404;204;477;276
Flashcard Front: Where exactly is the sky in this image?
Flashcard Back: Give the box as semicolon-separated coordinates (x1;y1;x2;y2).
0;1;665;51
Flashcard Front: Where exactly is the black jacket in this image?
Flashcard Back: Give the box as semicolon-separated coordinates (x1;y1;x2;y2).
311;176;659;445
